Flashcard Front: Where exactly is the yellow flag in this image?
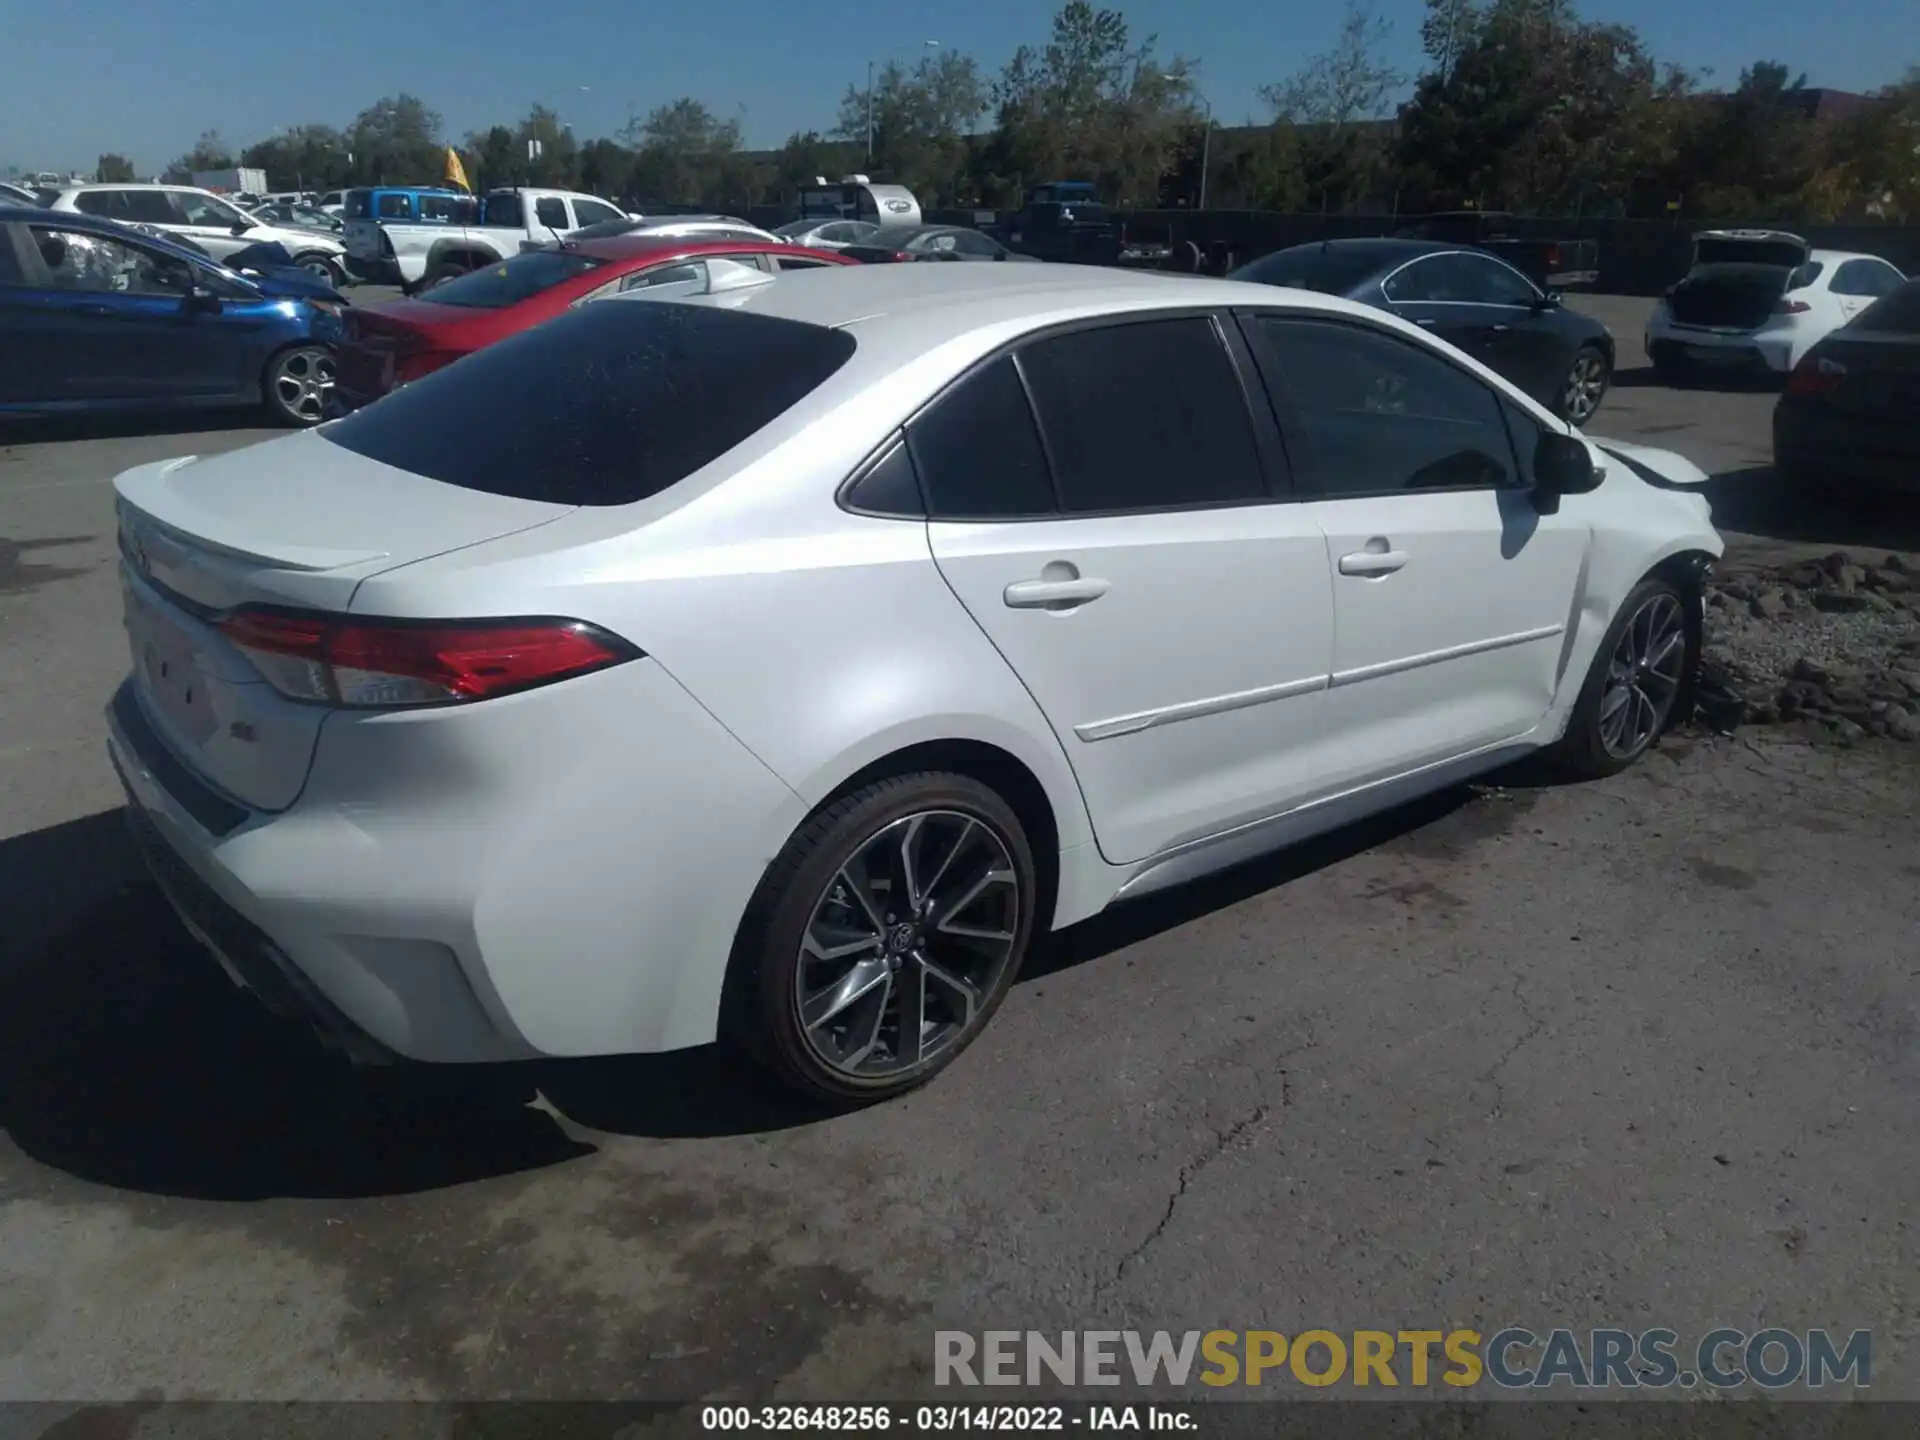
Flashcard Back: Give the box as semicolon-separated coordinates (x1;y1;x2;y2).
444;147;471;192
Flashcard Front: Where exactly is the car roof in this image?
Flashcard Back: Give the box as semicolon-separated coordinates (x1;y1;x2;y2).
636;261;1378;366
566;235;835;263
1283;237;1454;261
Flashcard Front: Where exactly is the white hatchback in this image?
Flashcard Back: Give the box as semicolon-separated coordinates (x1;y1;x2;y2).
106;263;1722;1103
1645;229;1906;377
42;183;350;283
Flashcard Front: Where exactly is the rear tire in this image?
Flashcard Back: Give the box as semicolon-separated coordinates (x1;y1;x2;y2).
261;344;335;427
724;772;1037;1105
1549;576;1696;778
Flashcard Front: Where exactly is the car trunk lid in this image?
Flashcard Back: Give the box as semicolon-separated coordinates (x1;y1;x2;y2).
337;301;479;395
1691;229;1810;269
113;436;575;813
1806;330;1920;416
1667;262;1795;331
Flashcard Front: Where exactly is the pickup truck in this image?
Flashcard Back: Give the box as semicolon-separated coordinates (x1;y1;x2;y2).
990;182;1134;266
344;187;633;290
1392;211;1600;290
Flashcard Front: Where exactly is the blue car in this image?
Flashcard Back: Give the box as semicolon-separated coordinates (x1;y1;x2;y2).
0;202;345;427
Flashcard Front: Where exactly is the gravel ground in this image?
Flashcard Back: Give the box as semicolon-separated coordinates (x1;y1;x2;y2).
1702;551;1920;742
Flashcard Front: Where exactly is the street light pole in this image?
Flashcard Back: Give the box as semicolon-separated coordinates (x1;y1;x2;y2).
1197;97;1213;211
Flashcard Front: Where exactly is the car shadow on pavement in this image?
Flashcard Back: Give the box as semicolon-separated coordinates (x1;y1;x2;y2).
0;809;598;1202
0;409;274;447
1704;465;1920;550
1610;365;1781;394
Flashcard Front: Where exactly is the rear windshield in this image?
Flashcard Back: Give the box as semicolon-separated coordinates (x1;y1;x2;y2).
1694;236;1805;269
343;190;373;220
1851;280;1920;333
1230;246;1386;296
320;301;857;506
421;249;608;309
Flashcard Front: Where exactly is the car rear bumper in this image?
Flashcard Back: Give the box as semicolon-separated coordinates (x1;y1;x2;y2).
1774;405;1920;492
104;657;804;1065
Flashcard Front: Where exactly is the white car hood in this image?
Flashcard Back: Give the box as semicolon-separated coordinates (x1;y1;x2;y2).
254;223;343;253
1589;437;1710;489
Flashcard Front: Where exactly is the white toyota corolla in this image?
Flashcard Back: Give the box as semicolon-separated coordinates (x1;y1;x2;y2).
106;262;1722;1103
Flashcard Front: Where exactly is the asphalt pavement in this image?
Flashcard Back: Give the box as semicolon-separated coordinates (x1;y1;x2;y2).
1;295;1916;1406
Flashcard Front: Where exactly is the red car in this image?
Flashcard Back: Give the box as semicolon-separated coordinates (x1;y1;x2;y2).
332;236;854;412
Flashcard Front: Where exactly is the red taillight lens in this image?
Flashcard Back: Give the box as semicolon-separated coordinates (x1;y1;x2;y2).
217;610;639;708
1774;298;1812;314
1786;355;1846;394
1546;244;1561;265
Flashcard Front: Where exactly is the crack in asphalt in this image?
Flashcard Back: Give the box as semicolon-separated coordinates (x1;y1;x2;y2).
1480;974;1547;1118
1103;1026;1323;1297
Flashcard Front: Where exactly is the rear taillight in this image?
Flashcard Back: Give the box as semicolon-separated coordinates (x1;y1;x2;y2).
1774;298;1812;314
1786;354;1846;394
217;610;640;708
394;350;459;383
1545;244;1561;266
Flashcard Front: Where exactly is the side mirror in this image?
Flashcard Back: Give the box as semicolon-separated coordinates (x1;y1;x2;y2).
1533;291;1562;310
1532;432;1602;514
230;220;255;235
184;280;223;314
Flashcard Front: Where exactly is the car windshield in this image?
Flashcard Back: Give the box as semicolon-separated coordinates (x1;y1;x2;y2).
1851;281;1920;334
1230;246;1392;296
419;249;608;308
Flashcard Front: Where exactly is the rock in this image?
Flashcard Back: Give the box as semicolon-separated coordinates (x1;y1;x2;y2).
1894;671;1920;698
1750;589;1789;620
1721;580;1755;602
1777;681;1825;716
1791;656;1835;684
1788;564;1825;589
1830;717;1868;745
1859;590;1896;612
1813;589;1876;613
1885;706;1920;743
1865;567;1912;593
1821;551;1852;580
1840;564;1868;592
1886;553;1913;573
1708;590;1735;612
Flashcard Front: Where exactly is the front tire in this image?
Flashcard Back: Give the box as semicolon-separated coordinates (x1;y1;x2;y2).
261;344;335;427
1550;576;1695;778
1557;343;1611;426
293;251;342;286
726;773;1038;1105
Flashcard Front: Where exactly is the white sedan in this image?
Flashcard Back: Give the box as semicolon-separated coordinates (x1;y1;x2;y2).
1645;229;1906;377
105;264;1722;1103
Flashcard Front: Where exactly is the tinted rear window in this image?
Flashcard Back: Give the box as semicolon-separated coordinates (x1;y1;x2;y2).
344;190;372;219
320;301;857;506
421;249;607;309
1230;246;1387;296
1852;281;1920;334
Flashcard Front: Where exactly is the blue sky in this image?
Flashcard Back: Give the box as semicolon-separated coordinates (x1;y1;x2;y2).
6;0;1916;176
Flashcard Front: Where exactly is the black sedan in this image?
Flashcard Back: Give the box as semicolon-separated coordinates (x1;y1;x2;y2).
1773;279;1920;495
840;225;1038;265
1230;239;1615;425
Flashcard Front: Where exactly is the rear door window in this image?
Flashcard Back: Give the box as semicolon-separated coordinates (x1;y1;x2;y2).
376;192;412;219
1015;316;1267;514
320;302;857;506
535;198;570;232
343;190;373;220
486;193;525;227
419;194;460;222
907;356;1056;519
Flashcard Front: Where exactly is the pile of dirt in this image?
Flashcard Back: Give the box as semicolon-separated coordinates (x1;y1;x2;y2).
1702;551;1920;743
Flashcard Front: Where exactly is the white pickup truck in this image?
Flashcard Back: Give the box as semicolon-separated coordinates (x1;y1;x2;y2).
343;187;632;290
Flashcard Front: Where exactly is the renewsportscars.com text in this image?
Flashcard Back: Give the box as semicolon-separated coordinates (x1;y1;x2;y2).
934;1329;1871;1390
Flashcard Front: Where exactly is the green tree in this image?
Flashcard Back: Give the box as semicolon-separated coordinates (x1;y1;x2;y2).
1819;67;1920;220
464;125;520;193
240;124;354;192
835;50;988;203
164;129;234;181
1261;2;1404;210
621;99;744;206
988;1;1200;207
514;104;580;187
1666;62;1829;219
1396;0;1682;213
347;94;444;185
95;152;136;183
577;137;631;199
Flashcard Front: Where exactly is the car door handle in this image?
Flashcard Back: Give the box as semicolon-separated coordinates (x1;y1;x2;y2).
1489;323;1511;333
1004;576;1110;610
1339;549;1409;577
74;303;118;318
1414;317;1437;327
